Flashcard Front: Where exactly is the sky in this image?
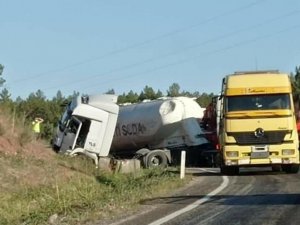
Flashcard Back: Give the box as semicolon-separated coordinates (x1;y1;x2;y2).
1;0;300;100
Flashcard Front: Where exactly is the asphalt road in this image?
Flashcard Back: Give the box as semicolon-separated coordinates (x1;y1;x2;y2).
102;167;300;225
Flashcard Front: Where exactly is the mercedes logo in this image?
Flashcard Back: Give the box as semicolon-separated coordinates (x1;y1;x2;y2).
254;128;264;138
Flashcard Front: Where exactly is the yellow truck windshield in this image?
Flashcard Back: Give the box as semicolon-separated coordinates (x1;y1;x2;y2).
226;94;290;112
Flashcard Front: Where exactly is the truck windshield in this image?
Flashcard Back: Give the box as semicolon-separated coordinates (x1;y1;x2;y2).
226;94;291;112
59;103;73;131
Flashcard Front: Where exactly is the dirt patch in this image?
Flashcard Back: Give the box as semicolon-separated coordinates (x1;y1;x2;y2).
0;136;17;155
0;109;55;160
0;110;75;190
0;135;55;160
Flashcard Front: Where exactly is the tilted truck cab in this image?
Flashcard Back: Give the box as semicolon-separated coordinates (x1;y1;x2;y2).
53;94;209;169
53;95;119;167
218;71;300;175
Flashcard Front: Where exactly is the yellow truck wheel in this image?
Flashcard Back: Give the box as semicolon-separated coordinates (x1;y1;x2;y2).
281;164;299;174
220;165;239;175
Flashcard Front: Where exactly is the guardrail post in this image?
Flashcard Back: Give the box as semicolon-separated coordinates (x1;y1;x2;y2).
180;151;186;179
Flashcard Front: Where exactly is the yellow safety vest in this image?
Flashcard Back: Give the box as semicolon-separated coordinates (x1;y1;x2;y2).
32;121;41;133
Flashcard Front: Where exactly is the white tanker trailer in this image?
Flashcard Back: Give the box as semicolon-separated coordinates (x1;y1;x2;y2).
52;94;211;168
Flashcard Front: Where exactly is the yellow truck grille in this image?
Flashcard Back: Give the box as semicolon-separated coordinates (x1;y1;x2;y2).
227;130;288;145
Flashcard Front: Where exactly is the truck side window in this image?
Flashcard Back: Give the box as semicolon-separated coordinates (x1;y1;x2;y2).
68;119;79;134
76;119;91;148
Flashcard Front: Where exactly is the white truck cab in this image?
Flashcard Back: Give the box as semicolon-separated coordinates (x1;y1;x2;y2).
53;95;119;167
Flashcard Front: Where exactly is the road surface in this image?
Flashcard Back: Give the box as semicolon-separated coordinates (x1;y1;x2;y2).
101;167;300;225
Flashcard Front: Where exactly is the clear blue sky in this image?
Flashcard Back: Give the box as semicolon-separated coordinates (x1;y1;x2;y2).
1;0;300;100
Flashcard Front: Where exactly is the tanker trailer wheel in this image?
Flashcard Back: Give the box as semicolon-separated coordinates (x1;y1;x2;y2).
146;151;168;168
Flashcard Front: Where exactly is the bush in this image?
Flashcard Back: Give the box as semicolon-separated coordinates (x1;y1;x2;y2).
18;128;33;146
41;122;55;141
0;122;5;136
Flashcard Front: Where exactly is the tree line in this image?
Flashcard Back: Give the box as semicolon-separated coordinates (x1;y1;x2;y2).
1;64;300;140
0;64;216;140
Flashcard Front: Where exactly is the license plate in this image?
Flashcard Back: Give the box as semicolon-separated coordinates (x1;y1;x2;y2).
251;152;269;159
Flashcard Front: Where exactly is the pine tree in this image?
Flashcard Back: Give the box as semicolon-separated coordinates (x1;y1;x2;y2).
0;64;5;87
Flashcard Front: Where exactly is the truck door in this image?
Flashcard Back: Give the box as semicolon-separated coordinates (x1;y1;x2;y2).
60;117;82;152
84;120;106;155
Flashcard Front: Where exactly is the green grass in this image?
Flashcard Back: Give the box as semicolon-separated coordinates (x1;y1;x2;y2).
0;108;191;224
0;154;189;225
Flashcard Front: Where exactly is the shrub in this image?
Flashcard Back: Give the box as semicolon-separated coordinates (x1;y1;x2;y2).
0;122;5;136
18;129;33;146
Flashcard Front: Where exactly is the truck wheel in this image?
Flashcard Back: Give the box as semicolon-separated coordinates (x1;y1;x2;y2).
271;165;281;172
220;165;239;175
282;164;299;174
146;151;168;168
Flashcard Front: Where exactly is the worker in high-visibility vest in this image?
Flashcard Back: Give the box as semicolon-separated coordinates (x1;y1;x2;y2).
32;117;44;139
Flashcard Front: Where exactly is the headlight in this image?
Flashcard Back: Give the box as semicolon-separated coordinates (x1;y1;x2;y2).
226;151;238;157
282;149;295;155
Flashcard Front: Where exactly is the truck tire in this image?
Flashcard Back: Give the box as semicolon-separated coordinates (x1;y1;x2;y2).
220;165;239;175
281;164;299;174
146;151;168;168
271;165;281;172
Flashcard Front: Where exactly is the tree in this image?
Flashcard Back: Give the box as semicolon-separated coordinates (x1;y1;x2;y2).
0;88;12;103
156;89;163;99
0;65;13;110
105;89;115;95
16;89;64;140
15;96;23;104
126;90;139;103
0;64;5;87
52;90;66;107
181;90;193;97
117;91;139;104
291;66;300;95
53;90;64;102
196;92;215;108
117;92;127;104
0;88;13;111
21;90;48;123
139;85;157;101
291;66;300;113
167;83;180;97
27;89;46;101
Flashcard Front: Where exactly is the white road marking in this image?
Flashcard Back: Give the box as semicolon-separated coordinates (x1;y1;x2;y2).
148;174;229;225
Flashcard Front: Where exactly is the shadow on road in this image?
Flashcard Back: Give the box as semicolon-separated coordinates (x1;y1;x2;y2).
140;193;300;206
183;167;297;177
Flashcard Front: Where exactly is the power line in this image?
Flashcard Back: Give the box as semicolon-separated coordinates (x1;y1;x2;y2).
83;23;300;94
40;21;298;96
16;21;299;98
40;10;299;92
10;0;267;84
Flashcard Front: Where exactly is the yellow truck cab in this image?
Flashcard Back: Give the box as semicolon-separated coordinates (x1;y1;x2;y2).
219;71;299;175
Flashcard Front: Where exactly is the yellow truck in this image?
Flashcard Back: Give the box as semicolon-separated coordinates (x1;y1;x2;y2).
218;71;300;175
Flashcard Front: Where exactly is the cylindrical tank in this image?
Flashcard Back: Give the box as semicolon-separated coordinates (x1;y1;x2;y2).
110;97;207;153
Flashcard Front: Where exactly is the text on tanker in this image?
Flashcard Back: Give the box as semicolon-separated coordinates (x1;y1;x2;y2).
114;123;147;136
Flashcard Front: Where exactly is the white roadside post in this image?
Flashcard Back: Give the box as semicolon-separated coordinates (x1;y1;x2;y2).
180;151;186;179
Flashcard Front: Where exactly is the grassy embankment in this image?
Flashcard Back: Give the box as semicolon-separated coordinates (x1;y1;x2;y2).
0;109;190;225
